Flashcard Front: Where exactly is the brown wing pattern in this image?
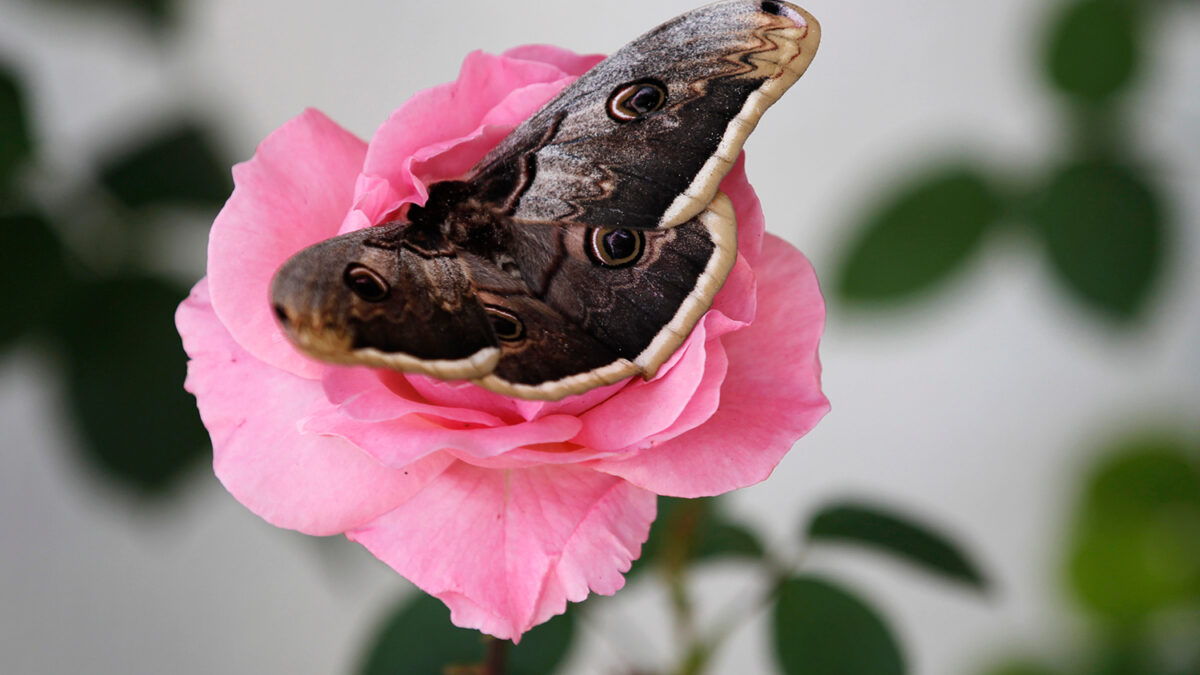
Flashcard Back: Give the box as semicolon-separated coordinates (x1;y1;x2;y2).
470;0;820;231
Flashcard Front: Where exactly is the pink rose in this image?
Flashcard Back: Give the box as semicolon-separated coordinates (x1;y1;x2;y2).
176;46;829;641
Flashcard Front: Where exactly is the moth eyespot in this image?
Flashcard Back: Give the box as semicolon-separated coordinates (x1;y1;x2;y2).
587;227;644;268
344;263;390;302
761;1;785;14
485;306;525;342
606;80;667;122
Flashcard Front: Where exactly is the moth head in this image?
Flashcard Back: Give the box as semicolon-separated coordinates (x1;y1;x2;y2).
269;229;402;363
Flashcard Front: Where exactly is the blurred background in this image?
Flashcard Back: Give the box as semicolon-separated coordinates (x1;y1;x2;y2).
1;0;1197;673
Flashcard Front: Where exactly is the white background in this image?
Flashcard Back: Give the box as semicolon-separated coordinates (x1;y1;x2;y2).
1;0;1198;673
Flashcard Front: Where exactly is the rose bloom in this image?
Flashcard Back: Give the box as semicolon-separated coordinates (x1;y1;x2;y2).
176;46;828;641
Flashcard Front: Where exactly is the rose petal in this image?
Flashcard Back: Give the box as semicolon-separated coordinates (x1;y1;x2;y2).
639;338;730;447
571;323;711;451
501;45;604;76
721;155;766;264
590;235;829;496
301;408;583;467
348;462;655;640
206;109;367;379
362;51;574;207
177;280;449;535
322;369;504;427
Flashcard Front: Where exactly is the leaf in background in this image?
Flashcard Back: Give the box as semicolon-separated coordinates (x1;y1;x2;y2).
835;165;1004;304
0;211;74;349
0;64;34;186
1030;160;1163;321
43;0;174;30
53;275;208;495
1066;436;1200;625
806;501;988;590
98;122;232;210
632;496;763;577
1044;0;1142;102
978;661;1065;675
358;592;575;675
773;576;905;675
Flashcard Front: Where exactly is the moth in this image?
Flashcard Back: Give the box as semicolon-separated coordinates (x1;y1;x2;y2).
271;0;820;400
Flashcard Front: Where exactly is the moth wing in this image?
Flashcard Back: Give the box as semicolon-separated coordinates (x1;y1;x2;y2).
468;0;820;231
470;193;737;400
270;222;501;380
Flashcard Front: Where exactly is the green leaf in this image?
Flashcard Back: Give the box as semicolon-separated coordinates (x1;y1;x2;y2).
978;661;1066;675
1066;436;1200;625
1044;0;1142;102
358;592;575;675
43;0;175;29
1030;161;1164;321
633;496;763;576
97;122;232;210
53;275;208;494
0;64;34;185
0;210;74;349
835;165;1004;304
773;576;905;675
807;501;988;590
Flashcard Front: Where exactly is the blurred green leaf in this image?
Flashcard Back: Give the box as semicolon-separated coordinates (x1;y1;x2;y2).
1067;436;1200;625
772;576;905;675
633;496;763;577
358;592;575;675
43;0;174;29
1030;161;1163;321
53;275;208;494
0;64;34;186
0;210;74;349
979;661;1066;675
836;165;1004;304
1044;0;1142;102
806;501;988;590
98;122;232;210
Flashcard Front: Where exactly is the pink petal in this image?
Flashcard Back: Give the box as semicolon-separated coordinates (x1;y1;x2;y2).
640;338;730;447
177;280;450;535
348;462;655;640
300;407;583;467
501;45;605;76
206;109;367;379
721;155;766;264
590;235;829;497
322;369;505;427
705;255;757;339
571;323;711;451
362;51;574;206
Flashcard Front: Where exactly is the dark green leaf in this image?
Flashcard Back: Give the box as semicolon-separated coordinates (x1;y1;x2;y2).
1066;436;1200;624
43;0;174;29
0;210;74;349
633;496;763;577
1030;161;1164;321
1044;0;1142;102
773;576;905;675
979;661;1065;675
53;275;208;494
0;64;34;185
358;592;575;675
98;122;232;209
807;501;988;590
835;165;1004;304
